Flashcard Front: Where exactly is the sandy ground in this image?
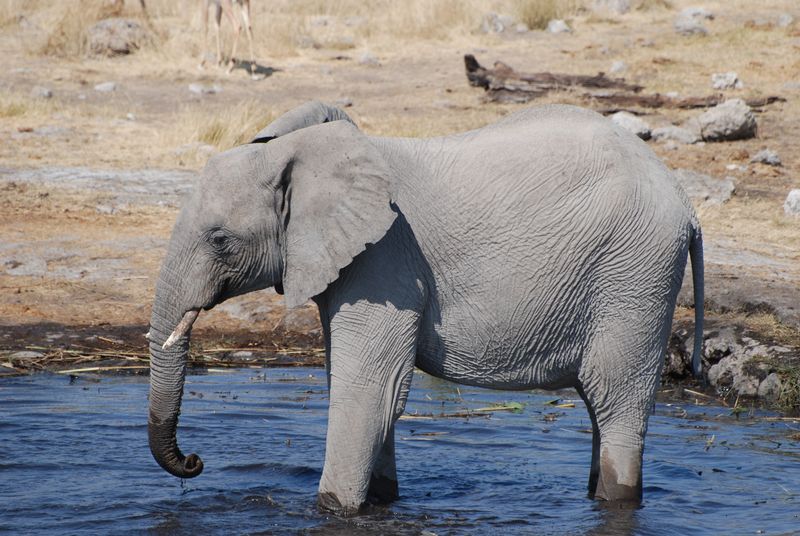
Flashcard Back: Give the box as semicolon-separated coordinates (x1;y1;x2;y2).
0;0;799;384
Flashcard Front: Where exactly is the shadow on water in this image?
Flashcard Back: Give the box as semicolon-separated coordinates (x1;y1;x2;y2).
1;368;798;535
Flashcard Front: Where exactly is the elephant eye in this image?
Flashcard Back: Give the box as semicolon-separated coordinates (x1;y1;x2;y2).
208;228;232;250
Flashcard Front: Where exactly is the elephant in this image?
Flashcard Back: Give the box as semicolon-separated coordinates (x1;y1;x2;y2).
147;100;704;516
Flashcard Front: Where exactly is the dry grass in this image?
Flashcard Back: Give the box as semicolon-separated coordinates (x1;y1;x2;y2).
0;91;60;120
513;0;583;30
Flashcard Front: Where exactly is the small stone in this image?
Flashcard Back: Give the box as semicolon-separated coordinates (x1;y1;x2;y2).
784;189;800;217
673;169;735;205
758;373;782;400
674;7;713;36
126;112;136;121
610;111;651;140
665;91;680;99
680;7;715;20
188;83;222;95
31;86;53;99
358;51;380;66
696;99;757;141
592;0;631;15
231;350;254;358
9;351;44;360
94;81;117;92
674;18;707;36
777;13;794;28
651;125;700;144
609;60;627;73
480;12;517;34
295;35;319;49
333;97;353;108
711;72;743;90
750;149;781;166
88;18;149;56
95;204;116;215
733;374;759;397
547;19;571;34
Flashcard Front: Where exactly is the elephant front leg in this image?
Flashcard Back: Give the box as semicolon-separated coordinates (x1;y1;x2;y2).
367;424;399;504
316;302;418;516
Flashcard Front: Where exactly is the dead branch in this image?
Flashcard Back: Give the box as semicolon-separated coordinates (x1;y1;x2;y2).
464;55;785;110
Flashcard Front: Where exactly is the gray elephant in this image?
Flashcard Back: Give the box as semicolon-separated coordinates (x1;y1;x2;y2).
147;101;704;516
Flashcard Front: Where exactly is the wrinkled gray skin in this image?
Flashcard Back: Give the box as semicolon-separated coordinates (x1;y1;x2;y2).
148;100;704;516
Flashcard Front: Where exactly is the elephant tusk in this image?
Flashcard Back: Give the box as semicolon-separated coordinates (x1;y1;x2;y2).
162;310;200;350
144;331;151;340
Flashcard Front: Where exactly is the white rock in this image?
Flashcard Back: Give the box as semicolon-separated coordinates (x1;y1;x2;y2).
31;86;53;99
711;72;743;90
777;13;794;28
784;189;800;217
188;83;222;95
674;7;713;36
547;19;571;34
757;373;782;400
651;125;700;144
358;51;380;66
680;7;714;20
94;81;117;92
609;60;627;73
750;149;781;166
611;111;651;140
480;13;517;34
592;0;630;15
673;169;735;205
674;18;707;36
696;99;757;141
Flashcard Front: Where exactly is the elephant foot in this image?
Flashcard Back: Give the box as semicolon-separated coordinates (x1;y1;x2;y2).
317;492;363;517
594;449;642;504
367;474;399;505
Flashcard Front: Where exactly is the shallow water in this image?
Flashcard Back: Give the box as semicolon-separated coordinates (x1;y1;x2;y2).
1;368;798;535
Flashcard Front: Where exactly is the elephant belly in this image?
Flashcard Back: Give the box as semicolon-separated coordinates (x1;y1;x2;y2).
414;313;582;391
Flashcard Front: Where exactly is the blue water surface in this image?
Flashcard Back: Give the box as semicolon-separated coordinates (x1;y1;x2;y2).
1;368;798;535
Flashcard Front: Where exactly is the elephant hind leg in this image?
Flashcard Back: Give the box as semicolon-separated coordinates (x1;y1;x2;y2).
578;316;667;503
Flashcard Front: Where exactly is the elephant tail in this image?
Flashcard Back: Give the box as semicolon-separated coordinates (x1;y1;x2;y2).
689;224;704;378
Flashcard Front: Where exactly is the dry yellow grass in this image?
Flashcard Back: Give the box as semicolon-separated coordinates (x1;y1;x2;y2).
514;0;582;30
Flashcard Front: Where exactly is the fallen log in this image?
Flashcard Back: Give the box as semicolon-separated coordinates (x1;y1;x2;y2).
465;55;786;110
465;54;642;101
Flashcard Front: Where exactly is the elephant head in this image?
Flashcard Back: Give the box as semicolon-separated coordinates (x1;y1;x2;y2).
147;103;396;478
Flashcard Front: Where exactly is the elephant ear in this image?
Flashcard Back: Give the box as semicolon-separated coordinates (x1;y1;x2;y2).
252;101;356;143
269;120;396;308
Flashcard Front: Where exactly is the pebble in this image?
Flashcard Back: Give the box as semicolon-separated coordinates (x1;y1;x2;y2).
94;81;117;92
188;83;223;95
750;149;781;166
711;72;743;90
610;111;651;140
31;86;53;99
547;19;571;34
784;189;800;217
651;125;700;144
9;351;44;360
358;51;380;66
609;60;627;73
777;13;794;28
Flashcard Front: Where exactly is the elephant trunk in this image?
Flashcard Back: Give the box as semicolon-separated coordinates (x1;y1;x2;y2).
147;266;204;478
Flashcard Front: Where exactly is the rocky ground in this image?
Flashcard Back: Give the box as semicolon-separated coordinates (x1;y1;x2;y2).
0;0;798;413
